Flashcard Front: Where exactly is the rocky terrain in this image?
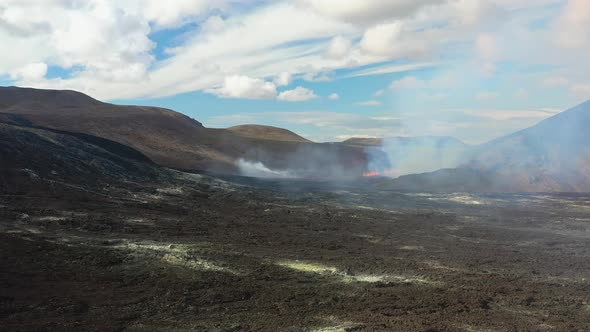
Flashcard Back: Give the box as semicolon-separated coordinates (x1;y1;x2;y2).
2;164;590;331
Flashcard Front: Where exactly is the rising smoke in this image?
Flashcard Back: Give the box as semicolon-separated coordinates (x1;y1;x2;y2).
236;159;296;178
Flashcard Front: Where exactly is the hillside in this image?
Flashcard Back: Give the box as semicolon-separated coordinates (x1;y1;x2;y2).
0;122;163;191
228;125;311;143
0;87;370;178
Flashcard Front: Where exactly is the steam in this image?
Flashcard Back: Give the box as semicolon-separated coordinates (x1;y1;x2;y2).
365;137;467;177
236;159;296;178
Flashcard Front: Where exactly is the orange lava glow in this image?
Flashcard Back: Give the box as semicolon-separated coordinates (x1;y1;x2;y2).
362;169;401;177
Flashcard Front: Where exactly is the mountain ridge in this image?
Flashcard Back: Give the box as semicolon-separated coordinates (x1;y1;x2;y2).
0;86;371;177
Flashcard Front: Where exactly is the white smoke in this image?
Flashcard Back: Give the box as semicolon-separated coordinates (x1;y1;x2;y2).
236;159;297;178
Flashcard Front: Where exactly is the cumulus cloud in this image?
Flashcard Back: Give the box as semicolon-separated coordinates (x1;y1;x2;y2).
297;0;443;25
10;62;47;81
277;86;318;102
328;93;340;100
373;89;385;97
274;72;293;87
0;0;155;85
0;0;587;116
324;35;352;59
141;0;228;29
360;23;428;58
553;0;590;49
207;75;277;99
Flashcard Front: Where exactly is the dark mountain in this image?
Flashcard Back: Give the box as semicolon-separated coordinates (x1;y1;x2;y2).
0;86;370;178
387;100;590;192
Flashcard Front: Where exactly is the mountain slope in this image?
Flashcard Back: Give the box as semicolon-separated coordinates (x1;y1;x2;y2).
228;125;311;143
0;87;370;177
0;122;162;191
387;100;590;192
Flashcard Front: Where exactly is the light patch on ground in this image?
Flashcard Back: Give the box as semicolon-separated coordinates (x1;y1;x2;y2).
161;253;238;274
459;324;499;332
446;225;464;231
277;260;440;285
446;195;484;205
423;260;468;274
354;234;381;244
498;304;549;319
125;218;154;225
157;187;184;195
545;275;589;285
399;245;424;251
312;316;364;332
277;261;338;274
35;216;67;222
123;241;242;275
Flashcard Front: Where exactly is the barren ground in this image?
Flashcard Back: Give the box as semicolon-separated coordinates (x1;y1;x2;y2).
1;173;590;331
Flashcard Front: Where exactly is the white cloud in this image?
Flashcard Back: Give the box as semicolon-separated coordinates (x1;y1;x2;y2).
297;0;443;25
328;93;340;100
516;88;528;98
540;76;590;99
553;0;590;49
341;62;439;78
476;33;502;77
277;86;318;102
0;0;155;86
389;76;426;89
141;0;229;29
543;76;570;88
274;72;293;87
373;89;385;97
324;35;352;59
355;100;381;107
0;0;587;113
201;15;226;34
476;91;499;101
360;22;429;58
570;83;590;99
388;72;458;91
10;62;47;81
429;92;448;101
207;75;277;99
462;108;560;121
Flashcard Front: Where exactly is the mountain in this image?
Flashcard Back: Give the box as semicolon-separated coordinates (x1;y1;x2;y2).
0;87;370;178
387;100;590;192
228;125;311;143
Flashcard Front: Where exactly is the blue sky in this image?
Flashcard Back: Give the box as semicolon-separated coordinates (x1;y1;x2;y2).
1;0;589;143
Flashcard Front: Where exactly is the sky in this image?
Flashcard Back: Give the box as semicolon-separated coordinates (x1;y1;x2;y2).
1;0;589;144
